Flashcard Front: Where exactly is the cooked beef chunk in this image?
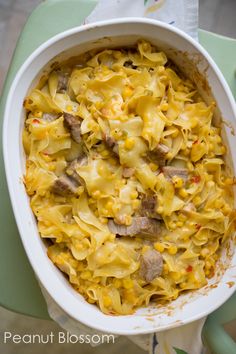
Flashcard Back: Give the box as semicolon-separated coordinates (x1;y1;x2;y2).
57;72;68;93
52;155;87;196
140;195;161;219
140;249;163;282
108;217;161;237
42;113;59;122
162;166;188;181
122;167;135;178
103;133;119;155
63;113;82;143
51;175;78;196
66;155;88;184
147;143;170;166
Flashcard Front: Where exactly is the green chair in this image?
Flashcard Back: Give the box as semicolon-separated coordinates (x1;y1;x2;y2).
0;1;235;352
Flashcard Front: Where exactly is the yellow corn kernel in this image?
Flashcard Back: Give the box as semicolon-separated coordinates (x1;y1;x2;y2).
163;264;169;274
200;248;210;258
179;282;187;289
168;245;178;255
102;65;110;73
101;208;109;216
132;199;141;209
77;186;84;195
222;205;232;214
112;203;121;213
172;176;183;189
205;260;212;270
206;180;215;188
122;86;133;99
122;278;134;289
176;221;183;227
34;110;42;118
149;162;159;172
103;295;112;307
48;164;56;171
100;217;108;224
113;279;122;288
216;135;222;143
166;152;173;159
154;242;165;253
220;145;226;154
157;206;163;214
157;66;165;74
105;201;113;210
169;221;177;230
124;215;132;226
179;213;187;221
224;177;234;185
179;188;188;198
193;196;201;205
214;199;223;208
130;190;138;199
124;137;135;150
124;290;136;303
191;118;198;128
208;143;214;152
92;190;101;199
187;161;194;171
160;103;169;111
170;272;181;281
100;149;110;158
141;245;151;254
108;233;116;242
80;270;92;280
66;105;73;112
95;101;103;110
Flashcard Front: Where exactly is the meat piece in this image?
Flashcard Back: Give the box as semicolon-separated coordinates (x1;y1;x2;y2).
103;133;119;155
51;175;78;196
141;195;161;220
52;155;87;196
108;217;161;237
122;167;135;178
42;113;59;122
147;144;169;166
140;249;163;282
162;166;188;181
57;72;68;93
66;155;88;184
63;113;82;143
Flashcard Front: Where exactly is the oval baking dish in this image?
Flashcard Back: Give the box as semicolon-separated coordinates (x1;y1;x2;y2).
3;18;236;335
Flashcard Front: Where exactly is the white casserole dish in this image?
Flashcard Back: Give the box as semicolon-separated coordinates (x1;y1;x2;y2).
3;18;236;335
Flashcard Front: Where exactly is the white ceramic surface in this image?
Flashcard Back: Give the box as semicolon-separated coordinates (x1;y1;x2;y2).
3;18;236;335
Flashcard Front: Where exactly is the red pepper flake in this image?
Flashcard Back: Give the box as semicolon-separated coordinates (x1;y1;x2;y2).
32;119;40;124
193;139;199;145
191;175;201;183
195;223;201;230
42;152;49;156
186;265;193;272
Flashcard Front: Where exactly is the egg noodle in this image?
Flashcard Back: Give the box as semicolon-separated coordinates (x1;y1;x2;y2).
23;41;235;315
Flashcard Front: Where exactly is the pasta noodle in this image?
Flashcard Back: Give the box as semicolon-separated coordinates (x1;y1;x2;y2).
23;40;235;315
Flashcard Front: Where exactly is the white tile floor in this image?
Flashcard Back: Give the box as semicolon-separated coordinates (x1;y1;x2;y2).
0;1;235;353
